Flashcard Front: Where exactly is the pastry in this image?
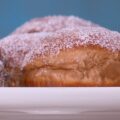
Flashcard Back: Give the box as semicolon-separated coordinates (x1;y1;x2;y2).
0;16;120;86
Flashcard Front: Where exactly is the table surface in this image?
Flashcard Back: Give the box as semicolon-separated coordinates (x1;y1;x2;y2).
0;88;120;120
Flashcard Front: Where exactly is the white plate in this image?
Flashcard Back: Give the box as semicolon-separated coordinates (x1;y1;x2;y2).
0;88;120;120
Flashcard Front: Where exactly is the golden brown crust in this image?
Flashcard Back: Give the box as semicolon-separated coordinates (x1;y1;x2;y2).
23;46;120;86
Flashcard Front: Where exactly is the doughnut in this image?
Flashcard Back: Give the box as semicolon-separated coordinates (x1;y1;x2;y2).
0;16;120;86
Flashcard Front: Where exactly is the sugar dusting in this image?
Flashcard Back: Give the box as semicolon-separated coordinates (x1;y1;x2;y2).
13;16;98;34
0;60;5;86
0;16;120;70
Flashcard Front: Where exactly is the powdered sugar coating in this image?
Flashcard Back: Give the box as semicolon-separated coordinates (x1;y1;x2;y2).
0;16;120;70
13;16;98;34
0;60;5;86
0;60;4;72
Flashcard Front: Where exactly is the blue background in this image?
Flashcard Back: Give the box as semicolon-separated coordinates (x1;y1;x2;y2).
0;0;120;38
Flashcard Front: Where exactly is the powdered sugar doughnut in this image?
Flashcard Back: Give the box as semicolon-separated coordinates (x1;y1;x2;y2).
0;16;120;86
